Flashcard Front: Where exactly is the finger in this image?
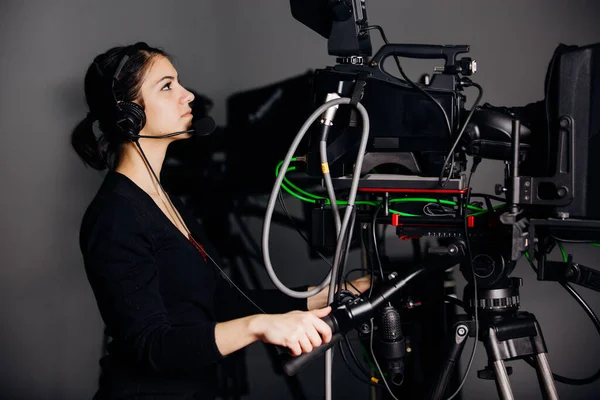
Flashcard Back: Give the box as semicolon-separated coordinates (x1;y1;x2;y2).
289;342;302;357
310;306;332;318
306;325;323;348
299;336;313;354
313;317;333;343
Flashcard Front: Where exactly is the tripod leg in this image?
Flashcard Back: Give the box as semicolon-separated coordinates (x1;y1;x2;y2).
429;321;472;400
534;353;559;400
492;360;515;400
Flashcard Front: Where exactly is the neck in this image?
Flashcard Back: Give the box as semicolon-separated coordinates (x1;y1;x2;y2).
115;139;170;196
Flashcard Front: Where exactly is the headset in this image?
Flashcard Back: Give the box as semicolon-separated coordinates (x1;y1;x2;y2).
110;42;150;141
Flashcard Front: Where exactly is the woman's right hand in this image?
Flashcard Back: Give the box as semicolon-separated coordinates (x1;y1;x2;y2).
250;307;333;356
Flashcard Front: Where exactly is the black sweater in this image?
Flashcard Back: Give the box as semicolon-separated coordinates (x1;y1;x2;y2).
80;171;307;398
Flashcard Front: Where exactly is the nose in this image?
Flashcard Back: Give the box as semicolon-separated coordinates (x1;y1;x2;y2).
181;87;195;105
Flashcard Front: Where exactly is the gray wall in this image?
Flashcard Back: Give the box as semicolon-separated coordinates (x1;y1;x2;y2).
0;0;599;399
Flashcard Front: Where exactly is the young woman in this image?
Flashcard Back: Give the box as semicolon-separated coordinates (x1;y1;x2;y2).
71;42;369;399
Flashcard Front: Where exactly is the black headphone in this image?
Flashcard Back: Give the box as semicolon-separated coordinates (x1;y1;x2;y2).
111;42;149;141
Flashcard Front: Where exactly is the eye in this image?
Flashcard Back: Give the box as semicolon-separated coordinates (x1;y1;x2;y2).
161;81;172;91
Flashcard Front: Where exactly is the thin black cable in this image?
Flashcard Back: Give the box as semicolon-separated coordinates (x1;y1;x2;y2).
345;281;360;294
277;191;309;243
134;141;267;314
548;234;597;244
343;335;373;380
444;295;465;310
338;339;385;389
363;224;377;299
445;158;481;400
338;340;373;385
525;253;600;384
439;83;484;187
345;267;382;282
372;202;386;282
277;190;334;267
336;208;358;303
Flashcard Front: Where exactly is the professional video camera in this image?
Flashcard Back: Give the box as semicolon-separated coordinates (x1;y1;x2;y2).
257;1;600;399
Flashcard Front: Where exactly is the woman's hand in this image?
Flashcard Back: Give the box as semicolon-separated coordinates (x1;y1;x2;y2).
307;274;373;310
249;307;333;356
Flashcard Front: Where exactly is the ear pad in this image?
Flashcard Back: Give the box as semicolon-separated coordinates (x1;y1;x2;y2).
115;101;146;140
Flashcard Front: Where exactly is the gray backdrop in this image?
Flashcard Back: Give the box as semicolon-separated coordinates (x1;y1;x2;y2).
0;0;599;399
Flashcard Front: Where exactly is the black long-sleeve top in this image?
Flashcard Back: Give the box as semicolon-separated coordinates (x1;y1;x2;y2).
80;171;308;398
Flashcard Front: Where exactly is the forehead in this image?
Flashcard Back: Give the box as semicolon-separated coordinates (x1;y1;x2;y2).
141;56;176;87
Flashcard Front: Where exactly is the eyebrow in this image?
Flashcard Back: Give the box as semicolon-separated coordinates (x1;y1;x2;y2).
155;75;176;85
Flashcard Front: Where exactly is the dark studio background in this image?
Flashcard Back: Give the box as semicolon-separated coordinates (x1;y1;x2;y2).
1;0;600;399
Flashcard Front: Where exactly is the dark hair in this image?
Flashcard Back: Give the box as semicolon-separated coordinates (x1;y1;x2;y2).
71;42;170;170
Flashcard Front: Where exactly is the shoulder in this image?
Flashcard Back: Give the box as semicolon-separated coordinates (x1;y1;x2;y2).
83;191;143;229
80;173;153;246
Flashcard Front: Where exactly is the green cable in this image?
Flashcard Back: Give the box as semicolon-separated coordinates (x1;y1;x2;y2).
526;240;599;264
277;166;318;203
557;242;568;262
275;160;420;216
274;160;509;218
469;205;506;217
276;159;323;201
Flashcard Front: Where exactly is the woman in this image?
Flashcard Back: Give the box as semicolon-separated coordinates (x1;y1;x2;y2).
71;42;369;399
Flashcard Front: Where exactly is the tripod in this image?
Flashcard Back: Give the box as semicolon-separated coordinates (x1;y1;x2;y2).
430;276;559;400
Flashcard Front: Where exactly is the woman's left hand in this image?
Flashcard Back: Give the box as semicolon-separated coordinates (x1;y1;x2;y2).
307;274;373;310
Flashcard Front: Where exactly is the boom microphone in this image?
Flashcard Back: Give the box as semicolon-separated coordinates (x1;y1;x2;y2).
135;116;216;139
189;116;217;137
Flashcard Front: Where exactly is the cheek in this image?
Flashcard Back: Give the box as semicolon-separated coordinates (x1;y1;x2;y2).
143;103;174;130
140;94;184;133
142;103;159;123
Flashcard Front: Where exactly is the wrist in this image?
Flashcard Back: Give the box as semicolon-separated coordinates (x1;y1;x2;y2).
247;314;265;341
307;285;330;310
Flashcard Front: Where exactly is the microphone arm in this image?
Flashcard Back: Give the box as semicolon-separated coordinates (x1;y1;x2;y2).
280;253;462;376
136;129;193;139
133;116;217;139
135;129;194;139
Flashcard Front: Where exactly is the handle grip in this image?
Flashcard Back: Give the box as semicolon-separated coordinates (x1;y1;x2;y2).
279;314;342;376
370;43;469;66
279;333;344;376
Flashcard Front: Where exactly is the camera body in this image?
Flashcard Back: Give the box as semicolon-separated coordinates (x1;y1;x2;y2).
305;44;471;179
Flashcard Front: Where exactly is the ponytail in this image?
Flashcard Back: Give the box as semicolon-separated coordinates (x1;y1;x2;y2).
71;114;109;170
